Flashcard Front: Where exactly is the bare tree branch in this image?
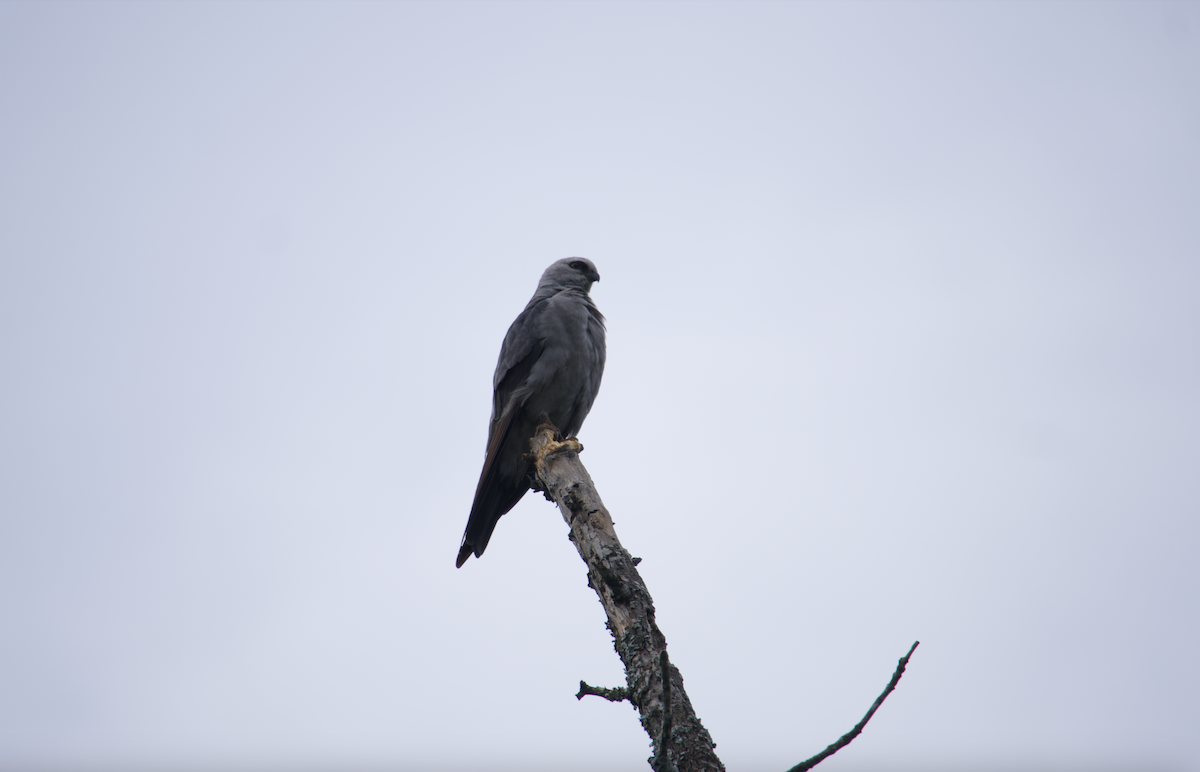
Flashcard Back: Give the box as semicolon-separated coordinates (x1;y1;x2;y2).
786;640;921;772
530;421;724;772
530;418;919;772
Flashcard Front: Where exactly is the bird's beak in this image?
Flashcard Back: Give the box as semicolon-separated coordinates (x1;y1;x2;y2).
589;270;601;283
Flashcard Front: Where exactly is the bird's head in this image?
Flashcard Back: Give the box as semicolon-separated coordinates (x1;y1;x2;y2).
541;257;601;292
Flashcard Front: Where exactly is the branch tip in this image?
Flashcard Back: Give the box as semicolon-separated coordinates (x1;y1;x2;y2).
786;640;920;772
576;680;630;703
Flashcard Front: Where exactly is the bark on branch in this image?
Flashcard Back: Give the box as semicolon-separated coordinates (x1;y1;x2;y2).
530;421;724;772
529;420;918;772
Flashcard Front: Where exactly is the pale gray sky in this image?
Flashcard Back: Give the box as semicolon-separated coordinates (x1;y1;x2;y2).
1;2;1197;771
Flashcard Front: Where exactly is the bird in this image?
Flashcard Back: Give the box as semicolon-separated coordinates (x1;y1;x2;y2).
457;258;606;568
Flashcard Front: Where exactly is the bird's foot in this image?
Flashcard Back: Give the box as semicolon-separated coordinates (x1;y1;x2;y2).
540;436;584;458
530;419;582;466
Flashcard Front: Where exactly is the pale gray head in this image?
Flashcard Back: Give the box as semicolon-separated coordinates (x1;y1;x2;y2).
539;257;601;293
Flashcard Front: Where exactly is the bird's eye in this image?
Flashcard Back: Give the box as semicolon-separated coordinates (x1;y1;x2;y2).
569;261;587;271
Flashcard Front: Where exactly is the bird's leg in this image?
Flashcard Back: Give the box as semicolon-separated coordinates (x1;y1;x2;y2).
535;413;563;441
531;415;584;462
541;436;584;456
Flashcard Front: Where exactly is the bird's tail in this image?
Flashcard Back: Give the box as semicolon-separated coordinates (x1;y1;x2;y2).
455;540;474;569
456;480;527;567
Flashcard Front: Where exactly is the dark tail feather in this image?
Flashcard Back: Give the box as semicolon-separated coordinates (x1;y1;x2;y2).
455;540;474;568
456;483;528;567
457;401;524;568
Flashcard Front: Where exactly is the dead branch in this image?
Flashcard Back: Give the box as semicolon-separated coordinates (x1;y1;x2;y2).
787;640;920;772
576;681;630;702
530;421;724;772
530;419;918;772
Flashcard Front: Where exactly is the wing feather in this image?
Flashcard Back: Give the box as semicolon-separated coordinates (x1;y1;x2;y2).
456;303;548;567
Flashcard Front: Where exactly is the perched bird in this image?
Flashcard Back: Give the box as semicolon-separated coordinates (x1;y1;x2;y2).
457;258;606;568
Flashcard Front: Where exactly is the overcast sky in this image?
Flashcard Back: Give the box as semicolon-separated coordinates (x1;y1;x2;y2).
1;2;1198;771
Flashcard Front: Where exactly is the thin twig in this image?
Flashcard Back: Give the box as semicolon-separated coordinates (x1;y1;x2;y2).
787;641;920;772
576;681;630;702
652;650;675;772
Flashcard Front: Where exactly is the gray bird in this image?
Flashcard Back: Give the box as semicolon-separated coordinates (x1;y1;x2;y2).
457;258;606;568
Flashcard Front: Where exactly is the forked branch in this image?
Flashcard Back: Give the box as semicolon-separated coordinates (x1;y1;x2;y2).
530;420;918;772
531;420;722;772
